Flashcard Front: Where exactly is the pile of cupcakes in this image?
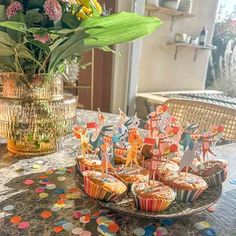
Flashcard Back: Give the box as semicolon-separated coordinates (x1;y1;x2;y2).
74;106;228;213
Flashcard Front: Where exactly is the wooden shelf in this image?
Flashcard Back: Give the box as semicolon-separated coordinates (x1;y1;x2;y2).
146;6;195;18
167;42;217;61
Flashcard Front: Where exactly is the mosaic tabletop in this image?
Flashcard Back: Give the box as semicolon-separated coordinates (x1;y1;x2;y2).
0;109;236;236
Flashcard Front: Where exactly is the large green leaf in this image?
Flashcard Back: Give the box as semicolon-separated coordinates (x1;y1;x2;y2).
0;43;14;56
79;12;162;50
48;12;161;71
25;37;50;54
61;13;81;29
0;20;26;33
0;31;17;47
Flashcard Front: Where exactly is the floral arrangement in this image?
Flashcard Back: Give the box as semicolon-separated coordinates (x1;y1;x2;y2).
0;0;161;77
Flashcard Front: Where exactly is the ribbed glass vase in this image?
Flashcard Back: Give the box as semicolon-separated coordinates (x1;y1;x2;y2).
0;73;77;156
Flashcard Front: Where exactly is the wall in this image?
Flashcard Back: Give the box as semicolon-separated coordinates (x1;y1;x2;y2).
138;0;219;92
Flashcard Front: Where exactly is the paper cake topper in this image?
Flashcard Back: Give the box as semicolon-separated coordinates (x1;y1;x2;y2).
101;142;111;178
125;130;143;168
73;126;93;158
179;142;202;173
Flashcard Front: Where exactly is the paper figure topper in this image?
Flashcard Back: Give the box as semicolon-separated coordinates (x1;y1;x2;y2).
201;125;224;162
125;130;143;168
179;142;202;173
101;142;113;178
73;126;93;158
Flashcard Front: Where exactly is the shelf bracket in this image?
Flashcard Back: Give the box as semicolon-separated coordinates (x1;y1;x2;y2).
194;48;198;62
174;46;184;60
170;16;177;32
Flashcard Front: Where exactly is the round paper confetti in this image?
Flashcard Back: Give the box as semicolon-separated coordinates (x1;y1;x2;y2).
133;227;145;236
53;226;63;233
3;205;14;211
46;184;56;190
160;219;174;226
156;227;168;236
10;216;22;224
79;230;92;236
73;211;82;219
80;209;91;215
97;224;109;234
57;176;66;182
96;216;109;224
18;221;30;230
230;179;236;185
39;193;49;199
32;164;41;169
35;187;45;193
63;222;74;231
39;175;48;180
55;220;68;226
15;168;25;173
40;211;52;219
72;227;83;235
80;215;91;224
51;206;61;212
69;187;80;193
207;206;216;212
195;221;211;230
108;223;120;233
200;228;216;236
45;169;54;175
53;189;65;194
24;179;34;185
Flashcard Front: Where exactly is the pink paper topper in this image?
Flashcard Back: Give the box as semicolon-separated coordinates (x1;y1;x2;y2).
87;122;97;129
144;137;156;145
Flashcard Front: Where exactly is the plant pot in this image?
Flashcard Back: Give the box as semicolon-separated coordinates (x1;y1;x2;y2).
0;73;77;156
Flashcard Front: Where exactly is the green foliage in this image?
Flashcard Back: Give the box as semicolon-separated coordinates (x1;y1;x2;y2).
0;1;162;75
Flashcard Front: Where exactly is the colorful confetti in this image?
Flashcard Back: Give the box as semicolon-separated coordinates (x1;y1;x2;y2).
195;221;212;230
133;227;145;236
207;206;216;212
72;227;83;235
10;216;22;224
35;187;45;193
79;231;92;236
230;179;236;185
39;193;49;199
3;205;14;211
32;164;41;169
18;221;30;230
46;183;56;190
73;211;82;219
24;179;34;185
80;215;91;224
57;176;66;182
40;211;52;219
63;222;74;231
53;226;64;233
108;222;120;233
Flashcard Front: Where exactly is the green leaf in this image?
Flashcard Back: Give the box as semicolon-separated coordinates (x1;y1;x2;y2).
25;9;43;27
0;31;16;47
90;3;100;17
49;37;68;51
25;37;51;54
0;20;26;33
48;31;89;71
79;12;162;50
27;0;45;9
0;43;14;56
61;13;81;29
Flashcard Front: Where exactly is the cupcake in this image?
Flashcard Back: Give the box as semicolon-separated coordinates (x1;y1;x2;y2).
192;159;228;186
142;160;179;180
114;166;149;190
83;171;127;202
162;172;208;202
77;156;101;174
132;181;175;212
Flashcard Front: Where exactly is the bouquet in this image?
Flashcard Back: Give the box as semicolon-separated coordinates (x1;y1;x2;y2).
0;0;161;78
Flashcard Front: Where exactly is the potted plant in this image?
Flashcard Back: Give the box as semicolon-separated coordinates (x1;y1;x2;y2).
0;0;161;156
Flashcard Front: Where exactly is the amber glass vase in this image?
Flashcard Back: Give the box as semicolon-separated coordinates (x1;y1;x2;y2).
0;73;77;156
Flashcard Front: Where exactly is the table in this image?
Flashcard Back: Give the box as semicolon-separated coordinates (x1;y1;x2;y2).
0;110;236;236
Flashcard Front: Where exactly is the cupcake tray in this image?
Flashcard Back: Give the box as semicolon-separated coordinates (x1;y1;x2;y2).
74;166;222;219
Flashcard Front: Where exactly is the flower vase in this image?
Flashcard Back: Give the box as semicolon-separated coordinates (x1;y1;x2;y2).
0;73;77;156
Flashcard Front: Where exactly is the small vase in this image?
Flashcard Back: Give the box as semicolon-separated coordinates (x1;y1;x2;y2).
0;73;77;156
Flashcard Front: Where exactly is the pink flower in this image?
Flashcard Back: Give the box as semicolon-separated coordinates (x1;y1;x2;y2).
6;1;23;19
34;34;50;44
44;0;62;22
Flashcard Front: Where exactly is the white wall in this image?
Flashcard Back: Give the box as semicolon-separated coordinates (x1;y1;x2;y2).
138;0;219;92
